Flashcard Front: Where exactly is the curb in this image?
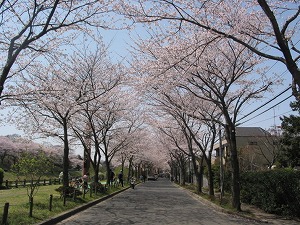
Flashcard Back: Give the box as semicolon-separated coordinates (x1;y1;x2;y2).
36;187;130;225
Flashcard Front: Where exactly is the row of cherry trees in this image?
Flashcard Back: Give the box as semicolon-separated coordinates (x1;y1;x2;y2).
0;0;167;191
124;1;300;211
132;38;272;211
3;37;154;188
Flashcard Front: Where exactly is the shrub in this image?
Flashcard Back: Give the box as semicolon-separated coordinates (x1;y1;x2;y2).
210;164;231;193
90;182;106;193
55;186;83;198
241;169;300;217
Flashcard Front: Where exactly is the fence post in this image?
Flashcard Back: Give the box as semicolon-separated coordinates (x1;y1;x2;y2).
23;179;26;187
5;180;8;189
15;180;18;188
2;202;9;225
49;178;52;185
49;194;53;211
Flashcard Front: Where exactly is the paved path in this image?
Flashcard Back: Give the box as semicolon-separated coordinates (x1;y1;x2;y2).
56;179;270;225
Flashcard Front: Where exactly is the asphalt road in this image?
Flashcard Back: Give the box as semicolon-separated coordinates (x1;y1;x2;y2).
56;178;267;225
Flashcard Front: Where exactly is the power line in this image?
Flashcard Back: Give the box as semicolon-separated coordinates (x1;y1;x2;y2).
243;110;293;126
237;85;291;123
237;94;293;126
237;68;289;124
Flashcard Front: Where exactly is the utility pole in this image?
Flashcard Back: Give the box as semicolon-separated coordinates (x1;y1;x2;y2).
219;125;224;202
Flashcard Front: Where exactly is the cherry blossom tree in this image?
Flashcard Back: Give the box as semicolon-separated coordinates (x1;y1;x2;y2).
97;90;144;185
158;121;190;185
42;143;74;173
111;120;156;182
118;0;300;98
108;106;170;182
131;25;274;209
0;135;46;169
0;134;79;176
112;110;149;173
175;105;220;196
134;130;170;179
150;87;222;195
67;40;124;184
0;0;119;101
179;40;273;210
3;46;113;188
0;136;17;169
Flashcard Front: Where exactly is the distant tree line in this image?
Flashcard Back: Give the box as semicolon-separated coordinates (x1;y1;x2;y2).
0;135;82;173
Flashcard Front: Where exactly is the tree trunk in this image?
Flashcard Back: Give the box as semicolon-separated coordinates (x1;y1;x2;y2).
83;143;91;176
93;165;99;184
127;156;133;183
180;164;186;185
105;155;111;185
29;197;33;217
193;156;203;194
225;124;241;211
62;119;70;189
257;0;300;99
195;172;202;193
206;159;214;197
92;145;101;184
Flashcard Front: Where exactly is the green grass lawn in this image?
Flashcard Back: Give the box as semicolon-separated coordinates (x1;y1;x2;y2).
0;183;125;225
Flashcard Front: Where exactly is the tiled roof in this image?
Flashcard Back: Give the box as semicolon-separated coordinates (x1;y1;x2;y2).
235;127;270;137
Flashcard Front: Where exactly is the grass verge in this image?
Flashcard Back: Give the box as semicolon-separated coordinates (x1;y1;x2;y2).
0;184;126;225
179;184;236;211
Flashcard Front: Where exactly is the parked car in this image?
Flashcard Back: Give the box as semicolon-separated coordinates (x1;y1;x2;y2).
147;174;158;181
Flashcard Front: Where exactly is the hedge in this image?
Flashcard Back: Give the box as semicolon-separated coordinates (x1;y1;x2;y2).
240;169;300;217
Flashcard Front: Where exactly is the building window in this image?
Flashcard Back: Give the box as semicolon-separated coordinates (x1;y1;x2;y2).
216;148;224;157
248;141;258;145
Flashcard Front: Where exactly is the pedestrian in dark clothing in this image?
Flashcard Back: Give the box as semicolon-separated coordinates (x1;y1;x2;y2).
82;173;89;193
110;169;115;186
118;170;124;187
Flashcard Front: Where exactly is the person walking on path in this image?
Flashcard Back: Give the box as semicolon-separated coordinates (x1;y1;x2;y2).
130;176;136;189
82;173;89;193
118;170;124;187
110;169;115;186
